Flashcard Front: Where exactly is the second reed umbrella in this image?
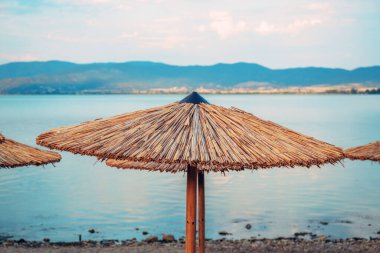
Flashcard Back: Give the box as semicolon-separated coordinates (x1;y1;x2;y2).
345;141;380;162
0;133;61;168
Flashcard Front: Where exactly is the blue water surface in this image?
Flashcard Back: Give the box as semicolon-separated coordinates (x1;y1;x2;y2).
0;94;379;242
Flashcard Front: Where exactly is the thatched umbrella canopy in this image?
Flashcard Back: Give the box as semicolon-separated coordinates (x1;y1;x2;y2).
0;134;61;168
345;141;380;162
37;92;342;170
37;92;344;253
105;159;239;172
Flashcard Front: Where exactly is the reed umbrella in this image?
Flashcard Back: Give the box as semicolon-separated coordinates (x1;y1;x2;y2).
345;141;380;162
37;92;344;253
0;134;61;168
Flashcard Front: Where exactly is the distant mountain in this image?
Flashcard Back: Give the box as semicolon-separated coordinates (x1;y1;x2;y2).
0;61;379;94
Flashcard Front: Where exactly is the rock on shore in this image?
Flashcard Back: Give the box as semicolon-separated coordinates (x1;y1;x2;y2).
0;237;379;253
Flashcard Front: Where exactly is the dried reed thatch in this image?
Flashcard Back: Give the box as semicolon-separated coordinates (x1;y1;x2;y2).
0;134;61;168
37;93;344;172
345;141;380;162
105;159;243;173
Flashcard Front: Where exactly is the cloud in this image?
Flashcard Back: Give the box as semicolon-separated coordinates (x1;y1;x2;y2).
131;16;201;49
0;2;13;10
307;2;332;12
286;19;323;33
199;10;324;39
140;35;190;49
45;33;90;43
254;18;323;35
199;10;248;40
0;53;41;62
120;32;139;40
53;0;131;11
0;0;378;68
254;21;275;35
55;0;115;6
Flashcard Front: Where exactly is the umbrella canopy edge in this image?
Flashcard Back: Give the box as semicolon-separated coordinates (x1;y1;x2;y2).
345;141;380;162
1;134;61;168
105;154;344;173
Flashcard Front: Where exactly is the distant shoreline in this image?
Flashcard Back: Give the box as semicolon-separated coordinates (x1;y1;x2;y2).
1;85;379;95
2;61;379;95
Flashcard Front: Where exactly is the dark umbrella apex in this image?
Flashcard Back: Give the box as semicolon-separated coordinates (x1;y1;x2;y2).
179;91;210;104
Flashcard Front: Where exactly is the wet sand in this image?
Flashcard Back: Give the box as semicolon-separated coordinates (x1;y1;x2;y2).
1;238;380;253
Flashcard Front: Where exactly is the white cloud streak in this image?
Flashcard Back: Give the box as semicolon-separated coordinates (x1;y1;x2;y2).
198;7;325;39
254;19;323;35
199;10;248;40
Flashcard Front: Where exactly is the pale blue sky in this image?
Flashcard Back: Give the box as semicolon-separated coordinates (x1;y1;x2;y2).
0;0;379;68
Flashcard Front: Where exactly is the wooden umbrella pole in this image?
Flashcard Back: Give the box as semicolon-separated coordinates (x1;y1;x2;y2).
198;171;205;253
185;165;197;253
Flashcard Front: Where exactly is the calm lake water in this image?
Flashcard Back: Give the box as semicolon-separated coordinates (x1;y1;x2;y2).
0;94;379;242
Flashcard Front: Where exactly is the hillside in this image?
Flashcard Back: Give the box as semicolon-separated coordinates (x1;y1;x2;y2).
0;61;379;94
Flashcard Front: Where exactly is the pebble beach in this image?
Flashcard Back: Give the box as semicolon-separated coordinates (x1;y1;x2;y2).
1;237;380;253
